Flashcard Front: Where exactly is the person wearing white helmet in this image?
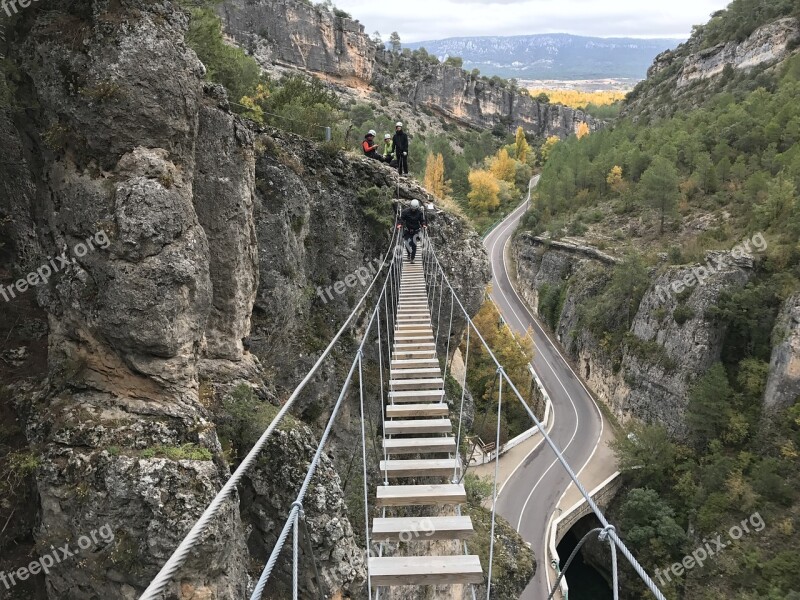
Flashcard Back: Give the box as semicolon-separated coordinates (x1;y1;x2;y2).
393;121;410;176
362;129;384;162
382;133;396;165
397;198;427;263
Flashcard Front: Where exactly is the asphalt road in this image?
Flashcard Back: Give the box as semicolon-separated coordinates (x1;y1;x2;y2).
483;179;605;599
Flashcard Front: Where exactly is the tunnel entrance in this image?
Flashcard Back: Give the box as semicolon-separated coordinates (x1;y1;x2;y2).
556;514;613;599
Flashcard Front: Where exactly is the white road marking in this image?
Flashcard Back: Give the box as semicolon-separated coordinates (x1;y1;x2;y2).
483;183;608;598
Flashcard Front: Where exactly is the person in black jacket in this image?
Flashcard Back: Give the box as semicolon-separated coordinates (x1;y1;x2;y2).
393;122;409;175
397;199;427;262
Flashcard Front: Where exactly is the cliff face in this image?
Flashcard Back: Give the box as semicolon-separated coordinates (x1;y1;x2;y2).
765;293;800;411
373;51;598;138
219;0;375;84
675;17;800;88
512;234;766;434
0;3;491;598
218;0;596;138
626;16;800;118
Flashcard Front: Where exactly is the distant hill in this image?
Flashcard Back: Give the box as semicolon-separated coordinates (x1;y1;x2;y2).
405;34;683;80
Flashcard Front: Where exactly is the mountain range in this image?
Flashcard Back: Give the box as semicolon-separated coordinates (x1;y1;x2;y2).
406;33;684;80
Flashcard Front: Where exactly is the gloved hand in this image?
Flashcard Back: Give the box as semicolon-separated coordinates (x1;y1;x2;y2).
403;152;408;156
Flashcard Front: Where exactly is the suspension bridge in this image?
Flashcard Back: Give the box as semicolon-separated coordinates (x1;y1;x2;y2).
138;207;667;600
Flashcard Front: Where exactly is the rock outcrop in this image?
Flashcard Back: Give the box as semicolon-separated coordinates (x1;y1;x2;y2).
374;51;599;138
0;3;492;599
218;0;376;84
676;17;800;88
218;0;596;138
765;293;800;411
512;234;756;433
626;16;800;118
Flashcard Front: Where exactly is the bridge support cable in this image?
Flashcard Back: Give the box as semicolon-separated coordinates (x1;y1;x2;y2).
250;229;407;599
422;231;667;600
139;216;402;600
485;370;503;600
547;525;619;600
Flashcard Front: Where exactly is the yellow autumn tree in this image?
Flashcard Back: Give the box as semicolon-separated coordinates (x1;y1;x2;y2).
468;169;500;213
424;152;447;198
576;122;591;139
527;89;625;109
466;300;536;441
607;165;624;192
239;83;270;124
540;135;560;163
514;126;530;163
489;148;516;183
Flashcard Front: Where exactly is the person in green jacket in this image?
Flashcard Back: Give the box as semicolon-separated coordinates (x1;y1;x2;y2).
382;133;396;166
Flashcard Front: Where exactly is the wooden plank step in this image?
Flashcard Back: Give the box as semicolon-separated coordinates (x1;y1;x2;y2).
393;328;433;336
392;368;441;380
372;516;474;542
384;418;451;435
391;358;439;369
386;403;449;418
390;350;437;361
369;555;483;586
389;378;444;391
375;483;466;507
383;435;455;454
393;342;435;351
388;390;444;403
394;335;434;343
379;458;457;478
396;323;431;330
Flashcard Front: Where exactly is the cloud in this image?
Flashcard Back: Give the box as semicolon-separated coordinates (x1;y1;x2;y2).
334;0;730;41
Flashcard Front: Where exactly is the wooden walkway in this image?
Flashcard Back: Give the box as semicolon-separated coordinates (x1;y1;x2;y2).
368;256;484;589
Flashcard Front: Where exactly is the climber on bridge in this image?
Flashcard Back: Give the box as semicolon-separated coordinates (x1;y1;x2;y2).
397;199;426;263
393;122;409;176
362;130;385;162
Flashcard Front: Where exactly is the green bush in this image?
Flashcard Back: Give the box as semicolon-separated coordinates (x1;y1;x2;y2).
182;3;263;105
672;304;695;325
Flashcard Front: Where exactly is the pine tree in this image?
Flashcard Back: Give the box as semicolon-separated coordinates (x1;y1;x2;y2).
540;136;560;163
389;32;401;53
640;156;680;234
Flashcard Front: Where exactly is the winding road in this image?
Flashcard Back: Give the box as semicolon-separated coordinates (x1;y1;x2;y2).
483;179;607;599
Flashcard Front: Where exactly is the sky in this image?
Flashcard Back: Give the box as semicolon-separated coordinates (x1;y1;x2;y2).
332;0;733;42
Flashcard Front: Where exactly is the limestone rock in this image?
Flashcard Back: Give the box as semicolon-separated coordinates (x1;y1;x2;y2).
764;293;800;411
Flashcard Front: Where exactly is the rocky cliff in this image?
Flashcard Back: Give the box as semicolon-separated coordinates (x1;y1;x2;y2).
626;16;800;118
218;0;376;85
373;51;598;138
0;1;491;598
218;0;596;138
511;233;771;433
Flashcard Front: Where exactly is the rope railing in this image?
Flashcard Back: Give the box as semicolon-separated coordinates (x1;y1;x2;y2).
249;222;406;600
139;214;402;600
421;229;667;600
